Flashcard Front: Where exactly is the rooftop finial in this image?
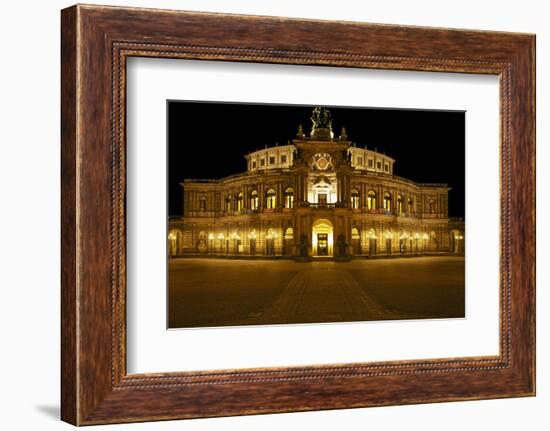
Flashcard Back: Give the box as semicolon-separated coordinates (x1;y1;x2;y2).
296;124;304;138
339;126;348;141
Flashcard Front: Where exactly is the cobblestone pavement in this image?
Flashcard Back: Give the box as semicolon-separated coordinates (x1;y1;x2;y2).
168;257;465;328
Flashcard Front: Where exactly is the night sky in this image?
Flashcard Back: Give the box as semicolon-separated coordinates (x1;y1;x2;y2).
168;101;465;218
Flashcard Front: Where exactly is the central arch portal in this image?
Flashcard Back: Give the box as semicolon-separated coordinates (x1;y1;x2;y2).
312;218;334;257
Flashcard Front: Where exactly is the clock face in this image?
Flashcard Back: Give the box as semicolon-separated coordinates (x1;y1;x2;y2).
312;153;333;171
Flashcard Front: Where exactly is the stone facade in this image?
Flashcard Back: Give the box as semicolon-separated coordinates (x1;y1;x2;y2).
169;108;465;258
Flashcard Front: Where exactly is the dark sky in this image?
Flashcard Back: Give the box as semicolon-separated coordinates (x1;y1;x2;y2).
168;101;465;217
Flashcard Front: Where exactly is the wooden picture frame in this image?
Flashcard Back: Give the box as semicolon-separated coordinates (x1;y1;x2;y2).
61;4;535;425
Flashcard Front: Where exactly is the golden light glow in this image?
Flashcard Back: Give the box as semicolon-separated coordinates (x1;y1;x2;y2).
312;218;334;256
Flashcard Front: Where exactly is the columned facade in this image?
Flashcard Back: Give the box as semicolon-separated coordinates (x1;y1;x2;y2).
169;108;464;258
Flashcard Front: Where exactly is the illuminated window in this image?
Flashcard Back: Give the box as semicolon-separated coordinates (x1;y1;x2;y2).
225;194;231;212
284;227;294;239
367;190;376;210
269;156;275;165
397;195;404;213
284;187;294;209
237;192;244;212
281;155;287;163
351;227;360;240
266;189;276;209
199;197;206;211
351;189;360;209
408;199;414;214
384;192;392;211
250;190;258;211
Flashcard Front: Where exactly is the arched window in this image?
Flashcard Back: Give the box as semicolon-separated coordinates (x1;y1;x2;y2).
408;199;414;215
284;227;294;239
284;187;294;209
383;192;392;211
397;195;404;213
429;199;436;214
367;190;377;210
250;190;258;211
266;188;276;209
237;192;244;212
351;227;360;240
225;194;231;212
351;188;360;209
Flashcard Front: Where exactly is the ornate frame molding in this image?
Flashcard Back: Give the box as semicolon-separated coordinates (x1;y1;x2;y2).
61;5;535;425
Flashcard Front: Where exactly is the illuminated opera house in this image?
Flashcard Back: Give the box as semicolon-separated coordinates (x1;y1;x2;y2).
168;108;464;258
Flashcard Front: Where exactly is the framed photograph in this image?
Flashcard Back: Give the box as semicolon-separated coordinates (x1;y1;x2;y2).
61;4;535;425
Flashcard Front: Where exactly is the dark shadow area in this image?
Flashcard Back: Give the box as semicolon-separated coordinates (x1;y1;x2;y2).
34;404;59;420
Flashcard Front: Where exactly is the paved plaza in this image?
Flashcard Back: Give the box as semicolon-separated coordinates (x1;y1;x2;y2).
168;256;465;328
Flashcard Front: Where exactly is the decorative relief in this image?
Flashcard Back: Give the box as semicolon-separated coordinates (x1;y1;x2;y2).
311;153;334;171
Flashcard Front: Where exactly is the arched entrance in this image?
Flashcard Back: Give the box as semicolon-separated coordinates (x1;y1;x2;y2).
312;218;333;256
283;227;294;256
450;229;464;253
266;228;276;256
168;229;183;257
367;228;377;256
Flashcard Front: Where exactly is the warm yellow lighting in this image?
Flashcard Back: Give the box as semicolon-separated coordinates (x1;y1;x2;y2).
249;230;257;239
208;233;214;240
385;230;392;239
218;233;225;240
312;218;334;256
422;233;429;240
